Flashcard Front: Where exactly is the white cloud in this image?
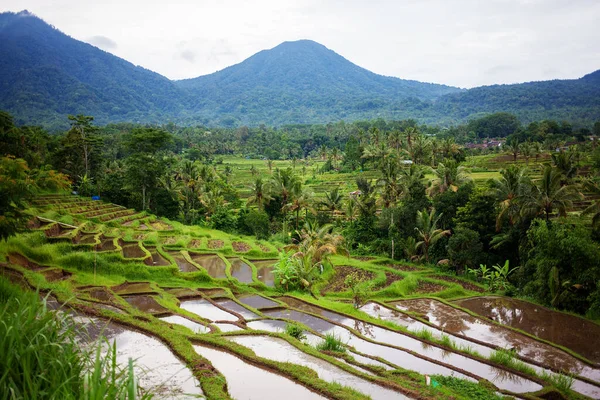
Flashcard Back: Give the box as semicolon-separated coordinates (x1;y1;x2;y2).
2;0;599;87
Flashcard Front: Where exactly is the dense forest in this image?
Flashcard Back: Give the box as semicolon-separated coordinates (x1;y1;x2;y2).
2;11;600;130
2;109;600;319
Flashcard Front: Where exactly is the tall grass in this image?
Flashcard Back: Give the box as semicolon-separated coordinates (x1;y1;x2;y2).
0;276;151;399
316;333;347;353
489;349;536;376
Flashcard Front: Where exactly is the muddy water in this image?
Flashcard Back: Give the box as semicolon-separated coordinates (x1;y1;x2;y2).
393;298;600;390
228;335;408;400
97;236;116;251
265;308;472;380
159;315;210;334
84;287;113;302
251;260;276;286
123;295;169;314
167;251;198;273
189;253;227;279
360;302;493;358
238;294;279;309
78;318;203;399
247;319;289;332
112;282;155;295
193;345;325;400
122;243;146;258
228;258;254;283
145;246;170;266
77;234;97;244
164;287;199;298
214;299;259;319
180;299;238;322
457;296;600;365
265;308;542;393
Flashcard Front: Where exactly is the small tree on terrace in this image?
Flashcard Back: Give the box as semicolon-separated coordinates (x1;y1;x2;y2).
415;208;451;264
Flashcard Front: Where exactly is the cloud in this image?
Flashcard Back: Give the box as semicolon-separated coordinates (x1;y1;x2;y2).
180;50;196;63
86;35;117;50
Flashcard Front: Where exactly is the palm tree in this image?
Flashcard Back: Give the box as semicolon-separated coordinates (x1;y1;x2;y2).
551;150;578;182
266;159;274;173
582;179;600;228
506;140;520;162
377;155;402;208
361;142;391;170
409;135;432;165
288;222;348;267
521;142;533;165
269;167;302;215
490;165;531;229
284;189;314;231
415;208;451;263
247;177;272;211
345;197;358;222
320;187;344;216
249;165;258;177
520;165;582;221
429;159;470;195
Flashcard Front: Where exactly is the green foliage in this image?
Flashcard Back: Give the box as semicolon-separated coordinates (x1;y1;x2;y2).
316;333;346;353
431;375;505;400
344;272;371;308
489;349;536;376
446;227;483;271
284;323;306;341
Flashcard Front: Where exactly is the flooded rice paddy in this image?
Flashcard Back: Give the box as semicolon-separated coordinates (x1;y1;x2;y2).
188;253;227;279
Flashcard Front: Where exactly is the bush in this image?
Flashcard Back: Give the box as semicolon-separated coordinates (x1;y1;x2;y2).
210;207;237;232
238;209;270;239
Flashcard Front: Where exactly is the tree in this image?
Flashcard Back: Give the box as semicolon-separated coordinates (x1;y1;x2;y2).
520;165;582;222
429;159;470;195
0;156;70;240
506;139;520;162
447;227;484;272
582;179;600;228
414;208;451;264
320;187;344;216
247;177;272;211
66;115;100;178
269;168;302;218
490;165;531;229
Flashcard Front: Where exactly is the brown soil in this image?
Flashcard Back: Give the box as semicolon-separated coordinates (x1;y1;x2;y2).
431;275;485;293
207;239;223;249
256;243;271;253
42;268;72;282
134;233;146;240
8;253;46;271
151;221;172;231
373;272;404;290
162;237;177;245
0;266;29;288
353;256;376;262
232;241;251;252
414;281;447;294
111;281;156;295
323;266;375;293
385;263;422;272
189;239;202;248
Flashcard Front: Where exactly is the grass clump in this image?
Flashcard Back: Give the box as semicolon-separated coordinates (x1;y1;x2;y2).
432;375;504;400
285;323;306;341
541;371;574;392
0;276;150;399
489;349;536;376
316;333;346;353
416;327;434;341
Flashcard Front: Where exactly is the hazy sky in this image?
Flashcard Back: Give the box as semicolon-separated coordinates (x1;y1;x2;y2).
3;0;600;88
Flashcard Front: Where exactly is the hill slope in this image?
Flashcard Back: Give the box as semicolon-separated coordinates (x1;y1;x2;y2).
0;11;187;129
176;40;461;125
0;10;599;128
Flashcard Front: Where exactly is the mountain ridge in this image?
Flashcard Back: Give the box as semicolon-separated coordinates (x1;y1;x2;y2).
0;10;599;129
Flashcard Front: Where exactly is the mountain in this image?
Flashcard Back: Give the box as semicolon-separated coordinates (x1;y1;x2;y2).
0;10;187;129
0;10;599;129
175;40;462;126
434;70;600;125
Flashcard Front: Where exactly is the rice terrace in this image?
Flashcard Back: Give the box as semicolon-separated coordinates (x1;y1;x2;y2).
2;2;600;400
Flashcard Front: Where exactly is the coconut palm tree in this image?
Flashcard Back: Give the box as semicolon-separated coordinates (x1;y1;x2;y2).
320;187;344;216
249;165;258;177
506;140;520;162
284;189;314;231
582;179;600;228
520;165;582;221
415;208;450;264
377;155;402;208
269;167;302;216
246;177;272;211
490;165;531;229
429;159;470;195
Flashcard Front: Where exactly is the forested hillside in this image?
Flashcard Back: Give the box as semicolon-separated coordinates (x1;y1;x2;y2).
1;10;599;129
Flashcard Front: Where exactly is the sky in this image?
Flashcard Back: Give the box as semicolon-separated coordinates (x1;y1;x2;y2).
2;0;600;88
